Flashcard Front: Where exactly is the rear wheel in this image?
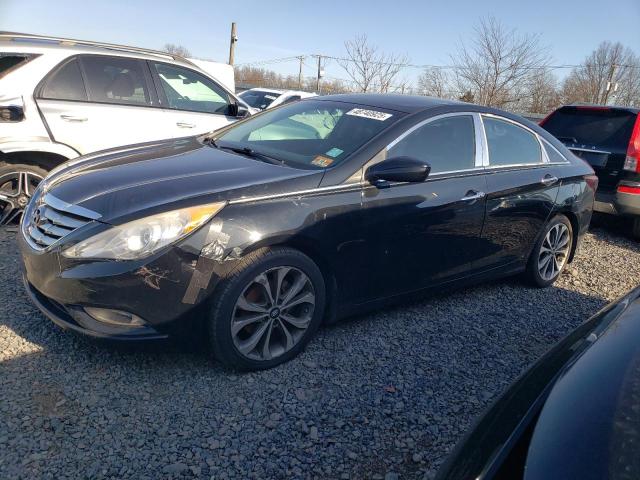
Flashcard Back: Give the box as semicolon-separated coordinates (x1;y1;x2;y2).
525;215;573;287
0;164;47;226
208;247;326;370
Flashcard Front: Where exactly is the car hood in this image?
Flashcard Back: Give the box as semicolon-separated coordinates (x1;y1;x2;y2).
42;137;323;224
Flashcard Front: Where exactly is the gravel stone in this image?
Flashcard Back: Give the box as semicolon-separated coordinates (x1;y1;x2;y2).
1;216;638;479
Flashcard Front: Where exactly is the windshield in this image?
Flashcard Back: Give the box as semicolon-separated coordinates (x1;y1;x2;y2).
215;100;401;169
543;107;637;151
239;90;282;109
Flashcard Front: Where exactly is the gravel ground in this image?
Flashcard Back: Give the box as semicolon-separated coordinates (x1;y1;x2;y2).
1;216;639;480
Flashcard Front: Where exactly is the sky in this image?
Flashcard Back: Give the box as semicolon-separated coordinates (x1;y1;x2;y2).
1;0;639;86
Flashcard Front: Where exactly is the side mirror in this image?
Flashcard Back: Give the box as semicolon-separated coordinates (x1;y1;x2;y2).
365;156;431;187
229;102;250;118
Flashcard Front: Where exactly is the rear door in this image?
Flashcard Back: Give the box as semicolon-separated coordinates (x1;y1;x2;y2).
475;115;564;271
36;55;171;155
541;106;637;192
149;61;237;137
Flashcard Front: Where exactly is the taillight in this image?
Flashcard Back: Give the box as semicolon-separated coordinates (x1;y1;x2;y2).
585;174;599;192
623;113;640;173
618;184;640;195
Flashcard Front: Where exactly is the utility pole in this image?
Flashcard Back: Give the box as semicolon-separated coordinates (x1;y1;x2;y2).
297;56;304;89
602;63;617;105
315;55;323;94
228;22;238;66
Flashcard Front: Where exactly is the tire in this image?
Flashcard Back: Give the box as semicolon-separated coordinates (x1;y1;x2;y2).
525;214;573;288
208;247;326;371
0;163;48;226
632;218;640;240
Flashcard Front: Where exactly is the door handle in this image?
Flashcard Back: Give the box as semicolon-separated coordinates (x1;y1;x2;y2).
177;122;196;128
541;174;559;186
461;190;486;202
60;115;87;122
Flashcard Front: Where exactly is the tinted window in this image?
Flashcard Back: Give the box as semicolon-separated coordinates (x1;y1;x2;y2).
484;117;541;166
283;95;301;104
82;56;150;105
154;63;230;114
217;100;400;169
0;54;32;79
40;59;87;101
542;141;567;163
542;107;636;150
239;90;281;109
388;115;476;173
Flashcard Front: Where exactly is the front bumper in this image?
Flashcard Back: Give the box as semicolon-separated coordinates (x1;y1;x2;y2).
18;222;228;341
593;188;640;217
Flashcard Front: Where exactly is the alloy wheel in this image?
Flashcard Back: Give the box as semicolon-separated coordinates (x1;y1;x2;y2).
231;266;315;361
538;223;570;281
0;171;43;225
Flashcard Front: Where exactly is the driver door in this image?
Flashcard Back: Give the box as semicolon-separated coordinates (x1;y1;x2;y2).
358;113;488;301
150;62;237;137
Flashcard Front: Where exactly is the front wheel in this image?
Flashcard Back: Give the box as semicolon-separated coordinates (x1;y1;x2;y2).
525;215;573;288
0;164;47;226
208;247;326;371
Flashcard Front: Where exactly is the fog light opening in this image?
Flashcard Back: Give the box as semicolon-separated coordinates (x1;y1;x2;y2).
83;307;145;327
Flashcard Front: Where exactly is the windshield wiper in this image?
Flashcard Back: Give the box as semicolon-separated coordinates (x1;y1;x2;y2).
218;145;285;166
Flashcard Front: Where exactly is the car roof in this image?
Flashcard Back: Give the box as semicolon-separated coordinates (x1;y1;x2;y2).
314;93;462;113
0;31;196;69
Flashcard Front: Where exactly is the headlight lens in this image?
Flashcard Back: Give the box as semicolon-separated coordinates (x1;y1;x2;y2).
63;202;225;260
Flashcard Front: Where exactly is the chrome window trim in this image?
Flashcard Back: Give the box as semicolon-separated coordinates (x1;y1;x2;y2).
385;112;482;173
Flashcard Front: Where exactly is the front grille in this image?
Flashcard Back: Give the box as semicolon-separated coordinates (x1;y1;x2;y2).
24;193;101;250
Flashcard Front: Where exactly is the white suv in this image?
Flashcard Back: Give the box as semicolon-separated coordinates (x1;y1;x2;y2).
0;32;250;225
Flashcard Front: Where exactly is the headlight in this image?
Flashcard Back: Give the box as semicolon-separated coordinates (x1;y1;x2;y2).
63;202;226;260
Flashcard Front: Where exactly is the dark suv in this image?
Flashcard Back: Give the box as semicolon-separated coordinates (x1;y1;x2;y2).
541;105;640;237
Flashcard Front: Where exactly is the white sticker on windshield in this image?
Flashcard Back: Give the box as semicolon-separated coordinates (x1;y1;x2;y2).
264;95;277;100
346;108;393;121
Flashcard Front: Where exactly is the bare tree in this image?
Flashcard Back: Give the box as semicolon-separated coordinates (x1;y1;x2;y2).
561;42;640;106
451;17;551;108
417;67;451;98
520;69;561;113
163;43;191;58
339;34;409;93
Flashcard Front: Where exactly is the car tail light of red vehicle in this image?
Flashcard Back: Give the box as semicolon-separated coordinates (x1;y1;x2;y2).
623;113;640;173
618;185;640;195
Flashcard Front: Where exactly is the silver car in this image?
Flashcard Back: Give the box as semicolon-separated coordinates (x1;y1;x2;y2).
0;32;250;225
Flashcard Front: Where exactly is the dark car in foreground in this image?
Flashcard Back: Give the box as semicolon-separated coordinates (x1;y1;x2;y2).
436;285;640;480
541;104;640;237
19;94;596;370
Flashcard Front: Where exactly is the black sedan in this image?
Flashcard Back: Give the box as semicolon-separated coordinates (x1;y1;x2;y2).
436;285;640;480
19;94;596;370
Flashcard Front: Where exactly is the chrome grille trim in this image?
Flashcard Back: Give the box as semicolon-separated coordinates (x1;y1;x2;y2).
22;193;100;251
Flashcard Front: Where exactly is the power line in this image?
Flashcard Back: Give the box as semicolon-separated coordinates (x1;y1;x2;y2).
235;54;640;71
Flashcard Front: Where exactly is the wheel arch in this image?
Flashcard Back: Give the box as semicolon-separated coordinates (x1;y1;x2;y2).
0;149;71;172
